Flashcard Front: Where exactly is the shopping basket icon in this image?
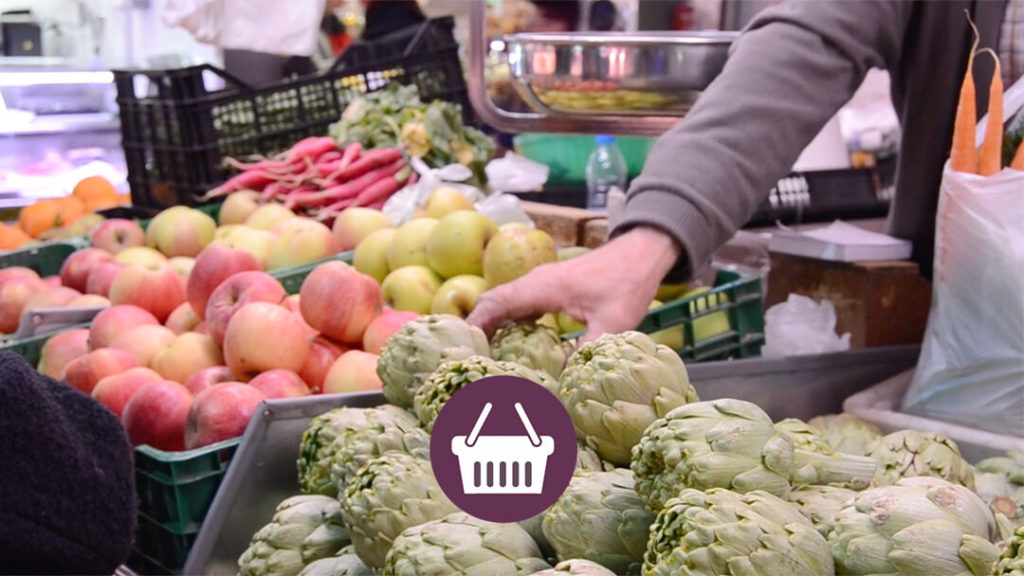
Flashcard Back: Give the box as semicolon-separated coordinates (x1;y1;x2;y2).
451;402;555;495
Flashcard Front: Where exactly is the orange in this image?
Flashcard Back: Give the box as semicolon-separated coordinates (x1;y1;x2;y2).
83;195;119;213
19;199;60;238
0;223;30;250
53;196;85;227
117;193;132;205
72;175;119;206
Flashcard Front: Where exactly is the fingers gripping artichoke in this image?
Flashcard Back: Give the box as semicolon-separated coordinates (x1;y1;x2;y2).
298;545;373;576
630;398;794;512
239;495;351;576
490;321;571;379
807;413;883;457
827;477;1000;576
340;452;459;569
377;315;491;408
786;485;858;537
541;469;655;575
413;356;559;431
529;559;618;575
868;429;976;489
383;512;552;576
643;488;835;576
558;331;699;467
298;405;424;497
775;418;877;490
994;525;1024;575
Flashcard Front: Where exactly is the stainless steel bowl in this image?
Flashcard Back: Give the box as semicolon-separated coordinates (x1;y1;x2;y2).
505;31;738;116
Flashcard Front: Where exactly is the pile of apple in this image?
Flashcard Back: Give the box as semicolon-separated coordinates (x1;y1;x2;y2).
35;242;417;454
342;187;560;318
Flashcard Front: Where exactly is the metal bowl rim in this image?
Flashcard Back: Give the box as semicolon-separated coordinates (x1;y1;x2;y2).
505;30;740;47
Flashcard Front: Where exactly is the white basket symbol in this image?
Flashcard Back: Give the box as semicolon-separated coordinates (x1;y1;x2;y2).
450;402;555;495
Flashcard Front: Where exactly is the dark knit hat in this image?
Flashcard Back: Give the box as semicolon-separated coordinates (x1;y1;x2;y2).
0;351;136;575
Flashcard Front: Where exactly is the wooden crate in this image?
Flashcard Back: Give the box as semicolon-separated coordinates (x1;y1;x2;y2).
521;201;604;247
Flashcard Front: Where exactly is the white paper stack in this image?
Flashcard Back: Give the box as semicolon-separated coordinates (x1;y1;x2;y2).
769;220;912;262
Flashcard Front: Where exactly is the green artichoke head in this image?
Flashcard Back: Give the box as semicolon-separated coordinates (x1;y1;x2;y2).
413;355;559;431
325;409;430;495
298;405;422;497
239;495;351;576
994;525;1024;575
340;452;459;569
558;331;699;467
575;442;615;473
775;417;877;490
868;429;976;489
490;321;570;379
383;512;552;575
529;559;618;575
630;398;794;512
643;488;834;576
807;413;883;456
297;544;373;576
786;484;858;537
827;476;1000;576
541;469;654;576
377;314;491;408
977;453;1024;485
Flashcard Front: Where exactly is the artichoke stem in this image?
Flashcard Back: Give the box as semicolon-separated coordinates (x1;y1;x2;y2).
792;449;878;489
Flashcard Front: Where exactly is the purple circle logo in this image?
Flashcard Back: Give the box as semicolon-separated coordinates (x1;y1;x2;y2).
429;375;577;523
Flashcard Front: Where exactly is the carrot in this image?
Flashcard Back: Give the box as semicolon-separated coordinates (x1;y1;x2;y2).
1012;140;1024;170
977;49;1004;176
950;13;981;174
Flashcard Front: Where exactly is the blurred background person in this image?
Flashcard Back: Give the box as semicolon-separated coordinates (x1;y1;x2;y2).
530;0;582;32
588;0;620;32
360;0;427;41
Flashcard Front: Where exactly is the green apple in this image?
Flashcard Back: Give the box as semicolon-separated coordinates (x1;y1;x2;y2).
425;211;498;279
556;312;586;334
332;207;393;252
557;246;591;261
380;265;442;314
266;218;336;270
386;218;438;270
648;299;684;349
685;287;732;342
430;275;488;318
354;228;397;284
244;202;295;231
482;227;558;288
425;187;475;219
145;206;217;258
210;226;276;269
114;246;168;268
657;281;690;302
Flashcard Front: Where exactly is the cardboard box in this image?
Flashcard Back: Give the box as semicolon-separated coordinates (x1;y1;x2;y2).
521;201;604;247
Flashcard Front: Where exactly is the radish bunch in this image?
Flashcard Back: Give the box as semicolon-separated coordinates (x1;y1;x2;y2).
201;137;415;222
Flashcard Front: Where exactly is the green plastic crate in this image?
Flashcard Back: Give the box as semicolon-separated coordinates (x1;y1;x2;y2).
514;133;655;187
0;322;90;366
134;438;240;529
0;238;90;276
269;250;355;295
563;270;765;362
130;513;198;574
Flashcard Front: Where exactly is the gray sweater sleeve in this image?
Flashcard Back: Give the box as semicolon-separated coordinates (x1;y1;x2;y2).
612;0;914;280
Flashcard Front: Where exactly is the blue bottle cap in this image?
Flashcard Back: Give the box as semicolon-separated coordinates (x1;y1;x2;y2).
595;134;615;145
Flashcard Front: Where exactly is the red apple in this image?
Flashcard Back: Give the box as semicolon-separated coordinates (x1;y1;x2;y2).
88;304;160;350
362;309;420;354
67;294;111;308
0;276;45;333
60;248;114;292
182;366;237;395
0;266;40;286
323;350;383;394
109;263;187;322
150;332;224;383
24;286;82;310
248;369;310;399
165;302;201;334
281;294;301;314
194;321;211;336
184;383;265;449
186;245;262;319
122;380;194;451
299;336;349;394
92;367;164;418
299;261;382;343
204;271;286;346
37;328;90;379
41;276;63;289
63;348;139;394
222;302;310;380
85;261;125;297
108;324;177;366
90;218;146;254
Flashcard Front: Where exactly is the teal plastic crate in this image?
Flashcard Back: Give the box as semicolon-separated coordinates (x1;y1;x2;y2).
514;133;654;187
0;237;90;276
269;250;355;295
130;513;198;574
0;322;90;367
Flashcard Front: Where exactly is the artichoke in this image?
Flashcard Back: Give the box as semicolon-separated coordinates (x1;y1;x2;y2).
529;559;618;576
298;545;373;576
490;321;570;379
775;417;877;490
868;429;976;489
520;513;556;563
326;412;430;495
828;476;1000;575
413;356;559;431
631;398;794;512
340;452;459;569
558;331;699;466
382;512;552;575
994;526;1024;575
643;488;834;576
576;442;615;473
807;413;883;456
377;315;491;408
239;495;351;576
977;452;1024;485
298;405;424;497
541;469;654;575
786;484;858;537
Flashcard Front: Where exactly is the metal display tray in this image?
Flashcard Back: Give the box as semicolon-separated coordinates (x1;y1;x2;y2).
185;344;921;575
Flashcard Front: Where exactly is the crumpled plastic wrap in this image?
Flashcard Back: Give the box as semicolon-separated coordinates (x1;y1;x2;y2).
761;294;851;358
484;152;549;193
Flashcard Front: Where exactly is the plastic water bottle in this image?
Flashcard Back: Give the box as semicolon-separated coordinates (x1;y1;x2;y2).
585;135;627;212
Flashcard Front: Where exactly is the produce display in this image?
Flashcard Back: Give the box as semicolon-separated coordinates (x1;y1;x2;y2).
235;317;1024;576
1;175;129;250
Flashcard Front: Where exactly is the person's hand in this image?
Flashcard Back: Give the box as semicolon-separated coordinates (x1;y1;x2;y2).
467;226;682;343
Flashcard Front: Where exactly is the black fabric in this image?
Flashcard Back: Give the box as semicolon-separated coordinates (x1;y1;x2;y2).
360;2;427;41
0;352;136;575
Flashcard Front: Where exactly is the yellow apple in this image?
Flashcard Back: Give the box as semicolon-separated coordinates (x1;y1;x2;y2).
482;227;558;288
425;211;498;279
386;218;438;270
168;256;195;277
146;206;217;257
430;275;488;318
151;331;224;383
244;203;295;231
114;246;168;268
210;226;277;269
218;190;261;225
381;265;442;314
424;187;475;219
332;207;393;252
353;228;397;284
266;219;337;270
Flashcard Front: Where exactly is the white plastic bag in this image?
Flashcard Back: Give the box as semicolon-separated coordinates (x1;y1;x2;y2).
902;77;1024;437
162;0;326;57
484;152;549;192
761;294;851;358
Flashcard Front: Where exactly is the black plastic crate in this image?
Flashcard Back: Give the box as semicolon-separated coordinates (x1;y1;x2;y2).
114;17;469;210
